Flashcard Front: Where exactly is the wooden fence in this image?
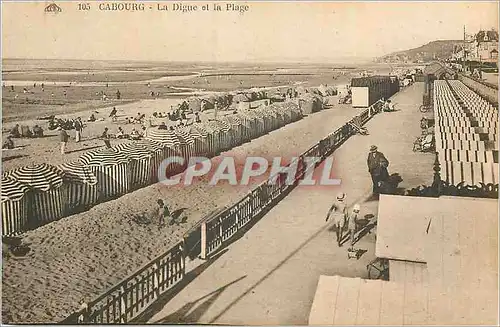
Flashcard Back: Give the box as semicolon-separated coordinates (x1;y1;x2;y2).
62;99;383;324
61;242;184;324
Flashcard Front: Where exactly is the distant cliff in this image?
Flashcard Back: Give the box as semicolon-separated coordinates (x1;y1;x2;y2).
376;40;462;63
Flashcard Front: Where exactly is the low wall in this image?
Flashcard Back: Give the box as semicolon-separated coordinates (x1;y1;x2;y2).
458;74;498;105
438;62;498;106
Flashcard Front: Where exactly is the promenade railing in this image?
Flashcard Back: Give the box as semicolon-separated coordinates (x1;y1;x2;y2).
62;99;383;324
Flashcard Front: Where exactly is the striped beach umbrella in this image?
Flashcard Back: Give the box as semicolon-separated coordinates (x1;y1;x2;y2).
146;128;182;152
1;176;30;236
58;161;98;214
113;143;153;189
79;148;131;200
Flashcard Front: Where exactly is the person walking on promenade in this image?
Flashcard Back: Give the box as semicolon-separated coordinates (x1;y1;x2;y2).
367;145;389;194
326;192;348;246
101;127;112;148
58;127;69;155
347;204;361;251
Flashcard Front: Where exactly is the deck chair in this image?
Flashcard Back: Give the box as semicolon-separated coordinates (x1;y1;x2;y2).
349;117;368;135
413;134;435;152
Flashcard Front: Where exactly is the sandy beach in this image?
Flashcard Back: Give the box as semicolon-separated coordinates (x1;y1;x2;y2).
1;101;362;323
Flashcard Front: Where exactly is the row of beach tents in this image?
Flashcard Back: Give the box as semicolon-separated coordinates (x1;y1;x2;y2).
1;102;303;236
183;85;337;112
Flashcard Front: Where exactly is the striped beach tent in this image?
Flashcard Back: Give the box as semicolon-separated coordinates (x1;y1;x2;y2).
175;128;196;163
210;120;232;151
268;104;286;127
58;160;98;214
113;142;153;190
196;122;221;156
133;139;168;183
251;108;272;133
240;110;264;138
5;164;66;226
273;103;292;124
79;148;131;200
180;125;209;158
204;120;228;152
222;115;243;146
232;113;252;142
1;176;30;236
145;128;185;172
146;128;181;149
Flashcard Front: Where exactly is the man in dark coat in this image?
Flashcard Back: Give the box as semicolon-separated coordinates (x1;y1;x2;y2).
367;145;389;194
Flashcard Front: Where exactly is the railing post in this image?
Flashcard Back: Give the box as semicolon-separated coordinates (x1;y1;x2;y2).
153;260;160;299
119;285;127;324
200;222;207;260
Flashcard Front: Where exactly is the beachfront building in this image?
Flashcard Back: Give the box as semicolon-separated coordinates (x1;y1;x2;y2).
451;28;498;73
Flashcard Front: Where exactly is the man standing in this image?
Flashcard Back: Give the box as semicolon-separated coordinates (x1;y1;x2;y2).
74;118;83;142
59;127;69;154
367;145;389;194
326;192;348;246
101;127;112;148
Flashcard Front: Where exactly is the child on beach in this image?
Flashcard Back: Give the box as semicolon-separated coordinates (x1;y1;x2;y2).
325;192;348;246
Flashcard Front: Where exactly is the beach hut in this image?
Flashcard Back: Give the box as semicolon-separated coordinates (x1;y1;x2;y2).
146;128;186;174
240;110;264;138
222;115;243;147
180;125;210;158
268;104;286;128
253;108;273;133
58;160;98;214
133;139;168;183
79;148;131;200
233;113;253;142
113;142;154;190
175;128;196;162
207;120;232;151
1;176;30;236
299;94;323;114
264;106;281;130
271;103;291;125
196;122;221;156
5;163;66;227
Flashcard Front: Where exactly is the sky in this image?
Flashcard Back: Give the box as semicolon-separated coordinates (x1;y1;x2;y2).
2;1;498;62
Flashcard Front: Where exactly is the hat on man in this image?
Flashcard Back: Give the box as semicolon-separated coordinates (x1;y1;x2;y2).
370;145;378;152
336;192;346;200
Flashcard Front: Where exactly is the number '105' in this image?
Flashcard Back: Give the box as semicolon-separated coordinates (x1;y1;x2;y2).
78;3;90;10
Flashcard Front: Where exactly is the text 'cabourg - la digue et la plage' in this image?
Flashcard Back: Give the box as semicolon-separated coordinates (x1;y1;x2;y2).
79;2;250;13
